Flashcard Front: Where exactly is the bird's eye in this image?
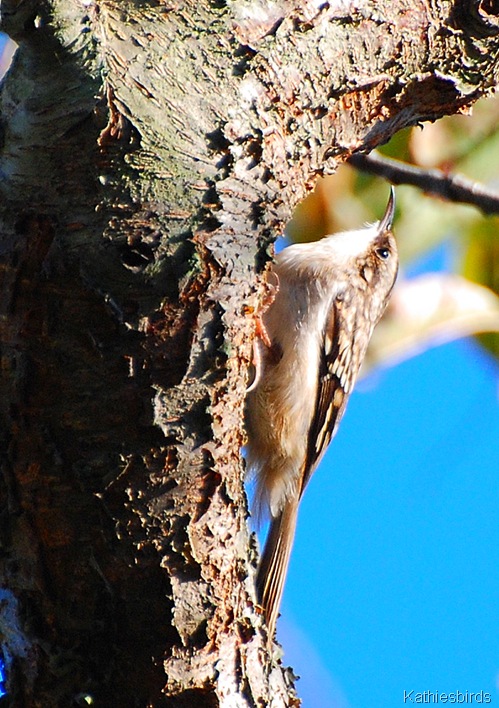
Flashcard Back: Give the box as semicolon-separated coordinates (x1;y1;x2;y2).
376;247;390;260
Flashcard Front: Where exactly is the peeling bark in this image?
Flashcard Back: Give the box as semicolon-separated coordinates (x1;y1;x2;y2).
0;0;497;705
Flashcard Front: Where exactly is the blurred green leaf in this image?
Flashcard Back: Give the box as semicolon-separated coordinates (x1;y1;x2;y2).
461;217;499;356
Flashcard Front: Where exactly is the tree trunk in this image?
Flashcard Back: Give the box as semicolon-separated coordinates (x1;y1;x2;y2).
0;0;497;705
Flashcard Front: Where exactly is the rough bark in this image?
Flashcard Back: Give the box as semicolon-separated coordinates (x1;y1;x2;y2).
0;0;497;705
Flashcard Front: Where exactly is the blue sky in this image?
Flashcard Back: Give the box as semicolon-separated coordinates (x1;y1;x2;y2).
272;242;499;707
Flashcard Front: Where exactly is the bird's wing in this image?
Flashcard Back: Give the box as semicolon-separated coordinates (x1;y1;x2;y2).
299;293;366;496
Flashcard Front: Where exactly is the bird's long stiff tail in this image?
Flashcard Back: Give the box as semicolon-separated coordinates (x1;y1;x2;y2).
256;497;300;642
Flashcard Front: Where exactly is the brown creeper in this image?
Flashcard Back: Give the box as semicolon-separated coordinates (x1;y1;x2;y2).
246;188;398;640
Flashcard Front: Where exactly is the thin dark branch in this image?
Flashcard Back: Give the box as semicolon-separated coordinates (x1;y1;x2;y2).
349;151;499;216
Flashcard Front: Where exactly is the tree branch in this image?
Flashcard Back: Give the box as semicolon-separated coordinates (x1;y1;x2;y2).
349;151;499;215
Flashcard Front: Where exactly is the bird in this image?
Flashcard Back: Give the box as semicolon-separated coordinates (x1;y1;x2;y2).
245;187;399;641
